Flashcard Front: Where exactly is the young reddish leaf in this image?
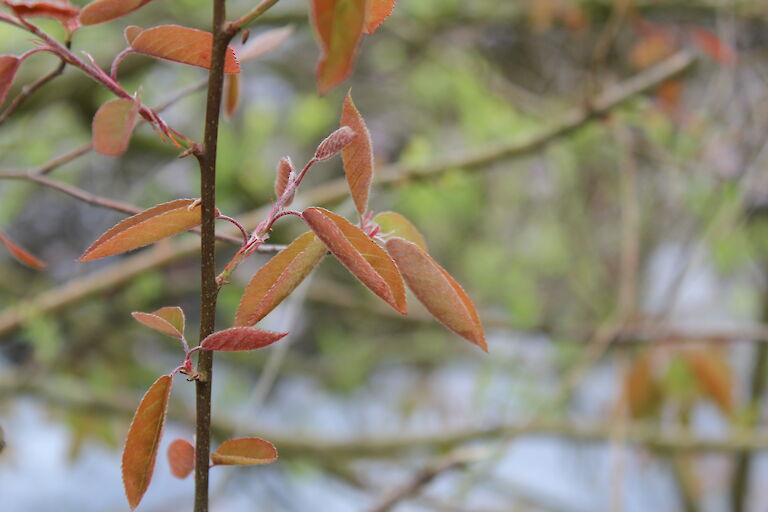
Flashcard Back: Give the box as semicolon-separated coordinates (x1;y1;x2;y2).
363;0;395;34
130;25;241;74
124;25;142;45
200;327;287;352
0;56;21;107
224;73;240;119
314;126;357;162
685;349;733;413
373;212;427;251
79;199;215;261
167;439;194;479
622;352;662;419
341;93;374;215
239;25;294;62
122;375;172;510
211;437;277;466
235;231;326;326
385;238;486;351
131;306;185;339
303;207;406;314
629;32;675;70
4;0;79;23
0;230;46;269
274;156;296;205
79;0;154;26
92;98;139;157
311;0;367;94
689;27;737;66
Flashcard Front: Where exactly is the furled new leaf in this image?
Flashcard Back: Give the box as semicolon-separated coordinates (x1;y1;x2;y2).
79;0;152;25
211;437;277;466
373;212;427;251
167;439;194;479
303;207;406;314
0;230;46;269
200;327;287;351
92;98;139;157
364;0;395;34
340;93;373;215
130;25;241;73
239;25;294;62
0;56;21;107
4;0;79;23
235;232;326;326
131;306;185;339
385;238;486;351
122;375;172;510
274;156;296;205
79;199;214;261
310;0;366;94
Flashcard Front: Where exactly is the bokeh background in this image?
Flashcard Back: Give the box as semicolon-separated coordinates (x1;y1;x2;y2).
3;0;768;510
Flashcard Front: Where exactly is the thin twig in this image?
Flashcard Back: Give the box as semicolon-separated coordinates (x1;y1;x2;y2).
0;58;67;125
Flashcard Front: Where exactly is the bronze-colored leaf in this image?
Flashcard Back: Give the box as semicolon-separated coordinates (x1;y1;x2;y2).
224;73;240;119
79;199;215;261
122;375;172;510
385;237;486;350
235;232;327;326
92;98;139;157
200;327;287;351
363;0;395;34
167;438;194;479
5;0;79;23
303;208;406;314
211;437;277;466
0;230;46;269
340;92;373;215
131;306;185;339
129;25;240;73
80;0;154;26
373;212;427;251
685;349;733;413
274;156;296;205
0;56;21;107
310;0;366;94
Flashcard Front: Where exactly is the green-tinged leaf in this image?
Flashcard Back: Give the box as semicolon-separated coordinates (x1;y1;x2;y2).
303;207;406;314
92;98;139;157
167;439;194;479
79;199;215;261
373;212;427;251
131;306;185;339
364;0;395;34
5;0;79;23
340;93;373;215
200;327;287;351
0;56;21;107
310;0;366;94
235;232;326;326
122;375;172;510
239;25;294;62
80;0;152;25
385;237;486;351
130;25;241;74
211;437;277;466
0;230;46;269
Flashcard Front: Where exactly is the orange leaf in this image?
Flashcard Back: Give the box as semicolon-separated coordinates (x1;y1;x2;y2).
622;352;661;419
79;0;153;26
303;207;406;314
311;0;366;95
373;212;427;251
122;375;172;510
79;199;215;261
274;156;296;205
0;230;46;269
4;0;79;23
239;25;294;62
130;25;241;74
92;98;139;157
0;56;21;107
200;327;287;351
131;306;185;339
690;27;736;66
385;237;486;351
235;232;326;326
124;25;142;45
167;439;194;479
685;349;733;413
211;437;277;466
224;73;240;119
363;0;395;34
340;93;373;215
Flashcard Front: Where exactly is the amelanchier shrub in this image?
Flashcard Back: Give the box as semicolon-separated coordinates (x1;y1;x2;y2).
0;0;486;509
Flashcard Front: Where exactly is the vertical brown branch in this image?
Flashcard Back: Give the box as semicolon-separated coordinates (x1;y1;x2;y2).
194;0;234;510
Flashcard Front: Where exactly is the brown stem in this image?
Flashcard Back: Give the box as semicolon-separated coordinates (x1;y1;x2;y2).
194;0;233;510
